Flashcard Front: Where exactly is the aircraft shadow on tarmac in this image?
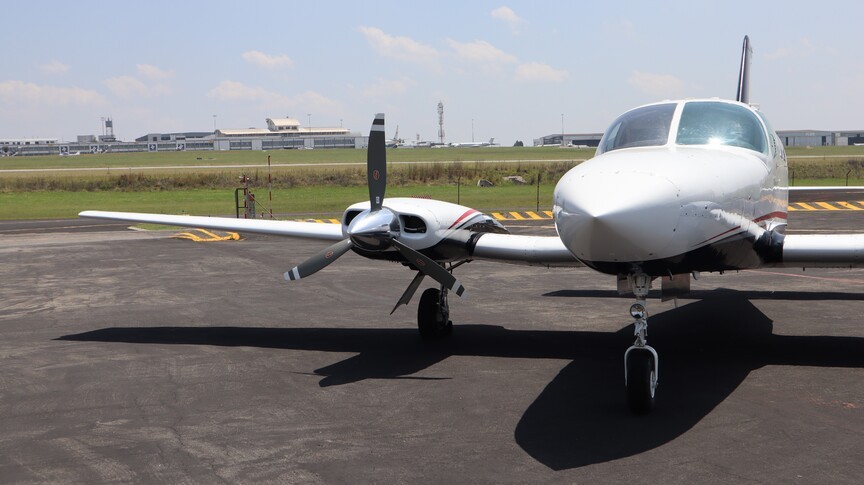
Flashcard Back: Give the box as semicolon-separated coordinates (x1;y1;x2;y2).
57;293;864;470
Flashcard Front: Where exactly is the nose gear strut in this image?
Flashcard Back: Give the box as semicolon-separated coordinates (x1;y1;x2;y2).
623;273;659;414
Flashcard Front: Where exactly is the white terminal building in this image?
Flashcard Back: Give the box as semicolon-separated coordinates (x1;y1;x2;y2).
211;117;362;150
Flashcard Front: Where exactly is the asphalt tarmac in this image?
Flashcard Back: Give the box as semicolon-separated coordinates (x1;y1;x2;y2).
1;207;863;482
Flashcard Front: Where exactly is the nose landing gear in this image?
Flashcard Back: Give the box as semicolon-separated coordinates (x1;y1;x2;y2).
417;286;453;339
624;273;659;414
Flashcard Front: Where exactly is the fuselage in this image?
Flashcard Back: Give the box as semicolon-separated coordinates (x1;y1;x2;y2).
553;99;788;276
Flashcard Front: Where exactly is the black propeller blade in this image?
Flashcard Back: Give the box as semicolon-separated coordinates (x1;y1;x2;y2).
392;239;465;296
284;238;354;281
368;113;386;212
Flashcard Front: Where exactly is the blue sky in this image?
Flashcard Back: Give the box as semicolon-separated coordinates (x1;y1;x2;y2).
1;1;862;145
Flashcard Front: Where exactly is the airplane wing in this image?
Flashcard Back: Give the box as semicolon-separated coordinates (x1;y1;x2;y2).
80;210;581;266
781;186;864;267
78;210;345;241
471;232;581;267
780;234;864;267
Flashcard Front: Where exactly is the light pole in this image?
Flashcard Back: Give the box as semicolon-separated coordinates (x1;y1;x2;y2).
561;113;565;147
307;113;312;131
213;114;218;151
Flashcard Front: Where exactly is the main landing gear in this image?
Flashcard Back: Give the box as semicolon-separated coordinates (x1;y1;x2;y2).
624;273;659;414
417;286;453;339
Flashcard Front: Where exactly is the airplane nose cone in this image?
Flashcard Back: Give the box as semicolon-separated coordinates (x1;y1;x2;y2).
554;171;681;263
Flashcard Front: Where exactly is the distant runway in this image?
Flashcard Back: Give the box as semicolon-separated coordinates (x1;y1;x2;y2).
0;210;862;481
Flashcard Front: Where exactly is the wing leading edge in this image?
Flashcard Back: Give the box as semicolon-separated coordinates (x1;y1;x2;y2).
79;210;345;241
471;233;581;267
779;234;864;268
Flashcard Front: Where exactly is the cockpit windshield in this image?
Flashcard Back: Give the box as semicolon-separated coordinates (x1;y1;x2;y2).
597;103;675;154
675;101;767;153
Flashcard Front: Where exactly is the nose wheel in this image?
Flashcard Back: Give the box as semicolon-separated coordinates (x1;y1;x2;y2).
623;274;659;414
417;287;452;339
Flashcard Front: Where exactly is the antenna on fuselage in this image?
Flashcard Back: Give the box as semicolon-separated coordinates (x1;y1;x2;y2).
736;35;752;104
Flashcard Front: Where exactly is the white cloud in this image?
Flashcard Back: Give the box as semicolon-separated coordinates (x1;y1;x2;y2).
446;39;517;65
491;6;524;32
362;77;414;98
207;80;340;112
764;37;818;60
39;60;69;74
628;71;688;98
242;50;294;69
358;26;440;64
0;80;104;105
104;75;170;98
136;64;174;80
515;62;569;83
102;64;173;98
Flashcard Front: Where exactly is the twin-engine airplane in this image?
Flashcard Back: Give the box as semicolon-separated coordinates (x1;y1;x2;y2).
81;36;864;414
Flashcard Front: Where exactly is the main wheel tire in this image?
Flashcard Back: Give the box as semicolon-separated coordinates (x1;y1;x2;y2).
626;349;657;414
417;288;449;340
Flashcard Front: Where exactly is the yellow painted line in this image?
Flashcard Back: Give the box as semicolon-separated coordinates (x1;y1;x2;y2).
795;202;818;211
328;219;341;224
838;201;863;210
196;228;224;239
171;229;240;242
525;211;547;220
172;232;205;242
544;211;553;217
787;205;798;211
509;211;526;220
492;212;508;220
815;202;840;211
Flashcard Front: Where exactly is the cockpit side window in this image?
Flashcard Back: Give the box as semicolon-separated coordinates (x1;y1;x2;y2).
676;102;767;153
598;103;676;154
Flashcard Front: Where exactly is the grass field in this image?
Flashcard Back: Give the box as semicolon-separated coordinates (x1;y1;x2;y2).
0;146;593;171
0;184;558;220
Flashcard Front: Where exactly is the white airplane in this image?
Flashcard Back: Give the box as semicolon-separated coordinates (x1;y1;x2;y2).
80;36;864;414
60;150;81;157
385;125;403;148
450;137;495;148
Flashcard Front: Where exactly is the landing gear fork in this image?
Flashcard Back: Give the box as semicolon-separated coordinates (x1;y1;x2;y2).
624;273;659;414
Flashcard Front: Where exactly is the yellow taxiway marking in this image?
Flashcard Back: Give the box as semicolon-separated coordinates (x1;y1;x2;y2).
525;211;545;220
794;202;818;211
838;202;863;210
815;202;840;210
171;229;240;242
508;211;526;220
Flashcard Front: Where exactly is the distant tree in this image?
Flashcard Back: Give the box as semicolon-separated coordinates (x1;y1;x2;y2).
513;140;524;147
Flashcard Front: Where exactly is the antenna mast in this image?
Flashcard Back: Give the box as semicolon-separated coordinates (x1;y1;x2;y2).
437;101;445;144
